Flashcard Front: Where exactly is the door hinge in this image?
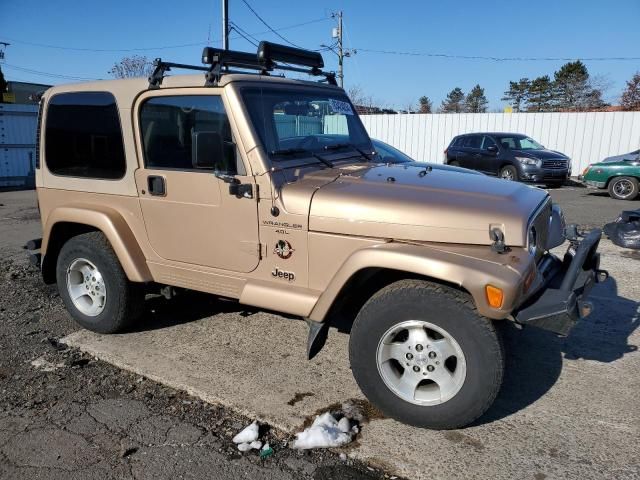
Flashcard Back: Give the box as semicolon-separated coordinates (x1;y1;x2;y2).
258;242;266;259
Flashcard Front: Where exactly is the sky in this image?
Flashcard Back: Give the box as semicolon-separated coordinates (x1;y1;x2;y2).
1;0;639;110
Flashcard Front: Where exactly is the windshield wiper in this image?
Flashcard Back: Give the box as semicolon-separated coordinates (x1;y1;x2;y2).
271;148;334;168
323;142;373;161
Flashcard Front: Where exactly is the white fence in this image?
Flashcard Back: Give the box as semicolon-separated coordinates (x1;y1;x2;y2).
360;112;640;174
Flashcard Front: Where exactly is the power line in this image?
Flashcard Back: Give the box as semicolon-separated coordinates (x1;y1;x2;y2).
353;48;640;62
0;18;329;53
239;0;304;49
229;22;259;47
2;63;101;81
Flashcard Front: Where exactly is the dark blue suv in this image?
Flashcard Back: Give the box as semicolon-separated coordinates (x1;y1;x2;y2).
445;132;571;186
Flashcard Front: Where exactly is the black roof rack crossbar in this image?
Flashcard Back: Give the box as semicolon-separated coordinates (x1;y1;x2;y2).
148;59;210;88
148;42;338;89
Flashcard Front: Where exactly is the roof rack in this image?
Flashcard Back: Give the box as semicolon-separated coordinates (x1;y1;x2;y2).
148;41;337;88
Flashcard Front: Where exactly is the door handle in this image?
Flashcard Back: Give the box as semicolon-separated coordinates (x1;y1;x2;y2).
147;175;166;196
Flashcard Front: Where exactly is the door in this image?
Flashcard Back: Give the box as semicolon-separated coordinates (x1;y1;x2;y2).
134;93;260;273
477;135;500;174
459;135;483;171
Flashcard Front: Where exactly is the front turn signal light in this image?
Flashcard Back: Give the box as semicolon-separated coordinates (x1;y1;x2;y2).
485;285;504;308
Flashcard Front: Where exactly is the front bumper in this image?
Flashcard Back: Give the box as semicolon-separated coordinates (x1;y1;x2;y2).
584;179;606;188
520;168;570;183
514;229;607;336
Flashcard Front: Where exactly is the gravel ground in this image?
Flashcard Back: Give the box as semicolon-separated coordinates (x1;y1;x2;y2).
0;258;395;480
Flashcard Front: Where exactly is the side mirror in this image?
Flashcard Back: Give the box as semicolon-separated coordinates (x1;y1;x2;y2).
192;131;224;169
487;145;498;153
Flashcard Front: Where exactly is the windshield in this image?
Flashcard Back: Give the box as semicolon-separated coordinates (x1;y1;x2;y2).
242;87;373;163
494;136;544;150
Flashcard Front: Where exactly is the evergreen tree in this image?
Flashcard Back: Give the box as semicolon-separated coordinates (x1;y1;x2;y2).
526;75;554;112
501;78;530;112
621;72;640;111
418;96;432;113
464;84;488;113
439;88;465;113
553;60;606;110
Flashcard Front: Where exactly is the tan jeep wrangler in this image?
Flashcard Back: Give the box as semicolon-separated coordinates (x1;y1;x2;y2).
26;42;606;429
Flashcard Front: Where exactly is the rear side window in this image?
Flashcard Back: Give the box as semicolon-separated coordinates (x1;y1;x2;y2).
45;92;126;179
450;137;463;147
462;135;482;148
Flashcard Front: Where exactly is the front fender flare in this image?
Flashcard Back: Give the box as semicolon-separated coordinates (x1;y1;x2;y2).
308;242;528;322
42;205;152;283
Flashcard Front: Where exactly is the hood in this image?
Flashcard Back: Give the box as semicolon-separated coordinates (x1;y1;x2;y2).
514;149;568;160
283;163;548;247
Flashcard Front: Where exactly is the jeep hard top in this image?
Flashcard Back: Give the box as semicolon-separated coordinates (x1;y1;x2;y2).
26;42;606;429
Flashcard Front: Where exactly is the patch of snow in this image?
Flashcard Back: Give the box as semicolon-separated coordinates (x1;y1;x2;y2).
261;442;270;452
237;442;253;452
30;356;64;372
250;440;262;450
291;412;355;450
233;421;259;444
337;417;351;433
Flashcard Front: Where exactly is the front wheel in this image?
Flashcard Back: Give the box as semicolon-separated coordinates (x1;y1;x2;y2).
349;280;504;429
499;165;518;181
608;176;639;200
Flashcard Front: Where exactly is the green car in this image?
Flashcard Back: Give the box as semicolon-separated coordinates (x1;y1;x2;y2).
582;156;640;200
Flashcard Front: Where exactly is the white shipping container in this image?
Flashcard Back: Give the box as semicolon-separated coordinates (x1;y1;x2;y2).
0;103;38;188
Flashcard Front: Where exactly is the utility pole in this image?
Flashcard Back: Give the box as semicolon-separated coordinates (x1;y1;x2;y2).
222;0;229;50
321;12;355;88
334;11;344;88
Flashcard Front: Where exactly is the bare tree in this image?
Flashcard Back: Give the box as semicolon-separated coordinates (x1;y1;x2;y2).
109;55;154;79
621;72;640;111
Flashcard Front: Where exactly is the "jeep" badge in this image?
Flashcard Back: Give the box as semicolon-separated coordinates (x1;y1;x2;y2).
271;267;295;282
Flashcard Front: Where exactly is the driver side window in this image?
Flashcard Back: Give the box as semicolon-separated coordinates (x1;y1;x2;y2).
140;95;243;174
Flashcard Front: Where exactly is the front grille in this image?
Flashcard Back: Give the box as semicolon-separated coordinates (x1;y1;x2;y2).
530;199;551;260
542;159;568;169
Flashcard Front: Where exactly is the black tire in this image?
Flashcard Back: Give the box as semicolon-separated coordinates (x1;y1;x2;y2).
349;279;504;429
448;160;460;167
499;165;518;181
56;232;145;333
608;176;639;200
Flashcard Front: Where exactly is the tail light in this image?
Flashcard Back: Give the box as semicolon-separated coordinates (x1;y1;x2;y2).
443;148;448;162
582;166;590;176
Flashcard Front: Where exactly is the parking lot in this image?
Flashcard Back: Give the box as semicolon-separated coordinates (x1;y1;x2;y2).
1;186;639;480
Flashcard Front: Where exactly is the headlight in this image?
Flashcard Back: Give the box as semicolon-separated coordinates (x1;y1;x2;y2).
516;156;542;168
528;226;537;256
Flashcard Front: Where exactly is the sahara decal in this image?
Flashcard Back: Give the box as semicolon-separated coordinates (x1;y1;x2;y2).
274;239;294;259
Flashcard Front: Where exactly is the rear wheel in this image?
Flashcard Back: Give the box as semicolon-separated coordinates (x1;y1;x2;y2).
608;176;639;200
56;232;145;333
448;160;460;167
500;165;518;181
349;279;504;429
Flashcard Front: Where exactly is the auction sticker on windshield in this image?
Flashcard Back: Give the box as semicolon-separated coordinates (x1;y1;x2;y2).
329;99;354;115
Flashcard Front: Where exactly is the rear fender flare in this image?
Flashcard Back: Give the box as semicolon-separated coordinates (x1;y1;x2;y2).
42;206;152;283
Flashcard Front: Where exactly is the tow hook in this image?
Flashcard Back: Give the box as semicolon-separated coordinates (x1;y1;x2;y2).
596;269;609;283
578;301;594;318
